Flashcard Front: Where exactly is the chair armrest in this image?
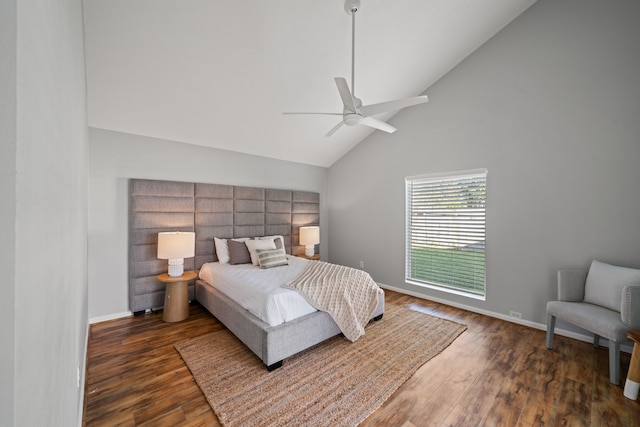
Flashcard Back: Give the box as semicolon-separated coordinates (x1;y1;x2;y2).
557;269;588;301
621;284;640;328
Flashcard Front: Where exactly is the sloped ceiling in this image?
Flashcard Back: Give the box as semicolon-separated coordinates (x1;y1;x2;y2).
84;0;537;167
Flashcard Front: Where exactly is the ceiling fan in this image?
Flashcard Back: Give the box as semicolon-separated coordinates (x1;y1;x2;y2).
283;0;429;137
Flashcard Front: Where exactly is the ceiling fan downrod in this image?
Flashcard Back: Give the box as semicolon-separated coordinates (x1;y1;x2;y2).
345;0;360;97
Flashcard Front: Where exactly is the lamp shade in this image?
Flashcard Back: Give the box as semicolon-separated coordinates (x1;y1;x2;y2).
157;232;195;260
299;226;320;246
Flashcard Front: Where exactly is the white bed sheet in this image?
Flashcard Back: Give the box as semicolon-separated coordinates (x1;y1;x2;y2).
198;255;317;326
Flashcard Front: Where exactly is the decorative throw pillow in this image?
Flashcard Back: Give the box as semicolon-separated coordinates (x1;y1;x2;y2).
258;235;285;250
214;237;249;264
584;259;640;312
256;248;289;269
245;239;277;266
228;239;252;265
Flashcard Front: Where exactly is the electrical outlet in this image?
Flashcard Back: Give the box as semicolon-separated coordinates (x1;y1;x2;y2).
359;261;364;269
509;310;522;319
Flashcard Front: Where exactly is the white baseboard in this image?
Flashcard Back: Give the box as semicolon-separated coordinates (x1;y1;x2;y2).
78;321;89;427
81;310;133;424
89;310;133;324
378;283;633;354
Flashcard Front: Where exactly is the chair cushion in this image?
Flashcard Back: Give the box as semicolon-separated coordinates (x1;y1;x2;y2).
547;300;629;342
583;260;640;312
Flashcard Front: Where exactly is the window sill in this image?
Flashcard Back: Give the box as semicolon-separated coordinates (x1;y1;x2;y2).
405;279;486;301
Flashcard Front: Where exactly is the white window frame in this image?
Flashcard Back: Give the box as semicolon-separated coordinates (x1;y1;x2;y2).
405;168;487;300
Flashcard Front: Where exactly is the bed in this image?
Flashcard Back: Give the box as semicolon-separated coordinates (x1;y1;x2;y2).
128;179;385;370
196;242;384;370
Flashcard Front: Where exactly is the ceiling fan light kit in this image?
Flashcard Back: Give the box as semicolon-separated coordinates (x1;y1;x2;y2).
283;0;428;137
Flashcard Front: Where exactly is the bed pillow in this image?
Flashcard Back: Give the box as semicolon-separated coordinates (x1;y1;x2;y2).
584;259;640;312
214;237;230;263
228;239;252;265
245;239;277;266
256;248;289;269
258;235;285;250
214;237;249;264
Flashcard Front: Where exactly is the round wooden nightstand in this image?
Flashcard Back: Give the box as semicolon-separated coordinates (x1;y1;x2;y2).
297;254;320;261
624;329;640;400
156;271;197;322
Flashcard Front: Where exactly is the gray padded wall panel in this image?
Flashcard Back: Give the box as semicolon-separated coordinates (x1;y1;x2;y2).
129;179;195;313
235;212;264;226
266;201;291;213
129;179;320;312
235;186;265;200
233;186;266;241
266;188;292;201
194;183;235;267
291;191;320;255
266;192;293;251
195;183;234;199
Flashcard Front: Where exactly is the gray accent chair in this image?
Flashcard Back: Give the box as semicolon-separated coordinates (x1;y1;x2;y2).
546;260;640;385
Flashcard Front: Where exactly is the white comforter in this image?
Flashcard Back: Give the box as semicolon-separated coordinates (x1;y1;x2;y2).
199;256;317;326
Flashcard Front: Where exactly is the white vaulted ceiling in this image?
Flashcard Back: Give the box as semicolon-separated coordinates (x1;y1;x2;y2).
83;0;537;167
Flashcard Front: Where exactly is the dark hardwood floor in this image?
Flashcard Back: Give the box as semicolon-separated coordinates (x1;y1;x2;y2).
82;290;640;426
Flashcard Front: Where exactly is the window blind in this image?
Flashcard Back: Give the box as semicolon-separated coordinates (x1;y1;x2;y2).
405;169;487;297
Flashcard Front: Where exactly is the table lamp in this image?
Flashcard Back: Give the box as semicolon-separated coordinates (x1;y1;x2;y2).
299;226;320;257
157;231;195;277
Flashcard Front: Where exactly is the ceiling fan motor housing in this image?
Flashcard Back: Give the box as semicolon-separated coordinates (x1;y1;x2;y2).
343;113;361;126
343;96;363;126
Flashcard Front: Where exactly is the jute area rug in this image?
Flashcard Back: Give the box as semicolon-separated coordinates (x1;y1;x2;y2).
175;303;466;427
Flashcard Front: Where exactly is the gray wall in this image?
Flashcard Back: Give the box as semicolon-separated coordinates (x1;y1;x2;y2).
88;128;328;320
0;0;17;422
327;0;640;329
1;0;89;425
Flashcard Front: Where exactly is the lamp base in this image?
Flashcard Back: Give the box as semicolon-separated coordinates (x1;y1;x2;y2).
624;379;639;400
304;246;315;257
168;259;184;277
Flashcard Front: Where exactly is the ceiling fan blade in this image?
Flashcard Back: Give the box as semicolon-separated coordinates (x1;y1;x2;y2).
359;95;428;117
359;116;397;134
334;77;358;113
282;112;342;116
325;121;345;137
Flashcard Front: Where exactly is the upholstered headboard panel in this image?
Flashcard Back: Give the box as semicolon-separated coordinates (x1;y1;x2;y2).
128;179;320;313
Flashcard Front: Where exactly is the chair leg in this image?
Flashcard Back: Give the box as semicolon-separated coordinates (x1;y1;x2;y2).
546;315;556;349
593;334;600;348
609;341;620;385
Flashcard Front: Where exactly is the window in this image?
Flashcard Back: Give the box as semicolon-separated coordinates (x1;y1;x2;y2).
405;169;487;299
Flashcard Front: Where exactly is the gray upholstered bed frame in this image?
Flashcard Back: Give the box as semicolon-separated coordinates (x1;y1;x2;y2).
129;178;384;369
196;279;384;370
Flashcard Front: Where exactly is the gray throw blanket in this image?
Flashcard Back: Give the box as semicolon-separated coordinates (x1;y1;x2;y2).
283;261;383;342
